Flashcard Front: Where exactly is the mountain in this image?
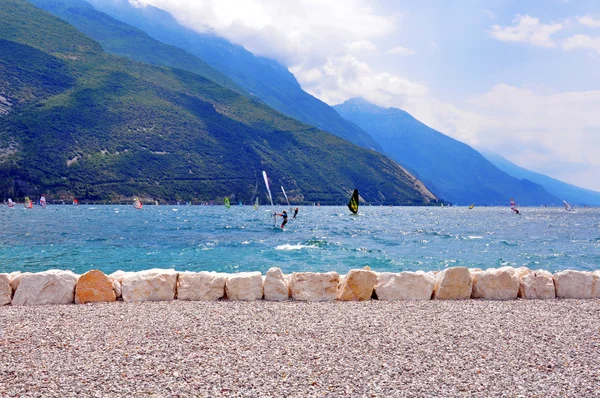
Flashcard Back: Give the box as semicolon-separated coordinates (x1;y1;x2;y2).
81;0;383;151
0;0;436;205
334;98;559;206
480;150;600;206
27;0;245;96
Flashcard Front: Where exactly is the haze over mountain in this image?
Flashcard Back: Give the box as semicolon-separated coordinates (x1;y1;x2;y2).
334;98;559;206
82;0;382;152
479;150;600;206
0;0;436;205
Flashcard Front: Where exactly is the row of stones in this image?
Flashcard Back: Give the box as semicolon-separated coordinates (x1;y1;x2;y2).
1;266;600;306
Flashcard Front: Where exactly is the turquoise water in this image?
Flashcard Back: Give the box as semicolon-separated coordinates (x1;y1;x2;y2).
1;205;599;275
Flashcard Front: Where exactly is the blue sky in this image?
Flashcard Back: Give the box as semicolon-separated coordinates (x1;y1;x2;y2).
127;0;600;190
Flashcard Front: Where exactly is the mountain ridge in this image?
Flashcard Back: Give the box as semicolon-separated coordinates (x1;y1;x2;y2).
334;98;560;206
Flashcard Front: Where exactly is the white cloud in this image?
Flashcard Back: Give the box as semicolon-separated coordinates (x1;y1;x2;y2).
386;46;415;56
345;40;378;56
578;15;600;28
133;0;395;68
467;84;600;190
563;34;600;54
482;9;496;20
488;15;563;47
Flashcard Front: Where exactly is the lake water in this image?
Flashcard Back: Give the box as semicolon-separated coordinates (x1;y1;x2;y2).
1;205;599;275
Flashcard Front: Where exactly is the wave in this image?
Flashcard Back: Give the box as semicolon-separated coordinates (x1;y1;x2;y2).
275;243;317;251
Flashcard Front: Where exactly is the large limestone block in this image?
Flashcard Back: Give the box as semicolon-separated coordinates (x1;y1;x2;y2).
289;272;339;301
375;271;435;301
0;274;11;305
433;267;472;300
177;271;226;301
12;270;79;305
264;268;289;301
338;268;377;301
518;269;556;299
471;267;519;300
121;269;178;302
9;272;31;292
594;271;600;298
75;270;116;304
108;270;132;299
225;272;263;301
554;270;595;299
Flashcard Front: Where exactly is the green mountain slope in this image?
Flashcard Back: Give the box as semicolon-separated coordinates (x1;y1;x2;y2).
81;0;383;152
27;0;245;96
0;0;436;205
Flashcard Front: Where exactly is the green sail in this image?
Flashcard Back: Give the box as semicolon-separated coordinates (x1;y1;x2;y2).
224;197;230;208
348;189;359;214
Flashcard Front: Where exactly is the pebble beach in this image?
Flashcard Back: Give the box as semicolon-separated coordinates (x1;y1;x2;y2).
1;299;599;397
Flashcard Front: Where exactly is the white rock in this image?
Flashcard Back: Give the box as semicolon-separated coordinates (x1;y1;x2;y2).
9;272;31;292
225;272;263;301
518;269;556;299
375;271;435;301
177;271;226;301
594;271;600;298
108;270;132;299
433;267;472;300
0;274;11;305
112;279;122;299
12;270;79;306
553;270;596;299
289;272;339;301
471;267;519;300
338;268;377;301
263;268;289;301
121;269;178;302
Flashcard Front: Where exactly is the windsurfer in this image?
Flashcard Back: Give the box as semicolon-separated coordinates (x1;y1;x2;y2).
293;208;298;218
278;210;288;229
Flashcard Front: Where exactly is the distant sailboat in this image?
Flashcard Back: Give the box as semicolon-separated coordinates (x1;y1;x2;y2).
7;198;14;208
133;197;143;209
468;203;475;209
563;200;575;212
39;194;47;209
254;197;259;210
24;196;32;209
224;197;231;208
348;189;359;214
73;198;79;206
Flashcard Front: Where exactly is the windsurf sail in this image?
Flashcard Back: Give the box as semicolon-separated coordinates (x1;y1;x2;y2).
254;197;259;210
262;170;276;225
24;196;32;209
348;189;359;214
224;197;230;208
7;198;14;208
133;197;143;209
281;186;292;213
563;200;575;212
468;203;475;209
73;198;79;206
39;195;47;208
510;198;520;214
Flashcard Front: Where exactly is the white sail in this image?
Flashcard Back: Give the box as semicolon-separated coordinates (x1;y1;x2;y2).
7;198;14;208
133;197;143;209
40;195;47;208
262;171;276;225
563;200;575;212
281;186;292;213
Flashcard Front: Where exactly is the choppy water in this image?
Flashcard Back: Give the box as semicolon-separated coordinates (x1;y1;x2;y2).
1;205;599;275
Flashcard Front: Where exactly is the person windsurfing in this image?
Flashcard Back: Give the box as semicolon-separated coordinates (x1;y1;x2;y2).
293;207;298;219
510;198;520;214
277;210;288;229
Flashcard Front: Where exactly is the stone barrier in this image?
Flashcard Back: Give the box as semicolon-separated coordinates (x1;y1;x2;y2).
2;266;600;306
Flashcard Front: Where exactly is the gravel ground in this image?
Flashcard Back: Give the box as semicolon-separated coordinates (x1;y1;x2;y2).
1;300;599;397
